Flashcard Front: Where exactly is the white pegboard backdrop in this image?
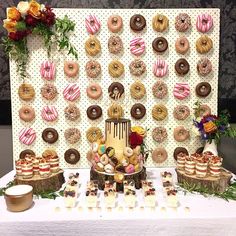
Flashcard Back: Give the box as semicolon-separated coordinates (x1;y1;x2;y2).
10;8;220;168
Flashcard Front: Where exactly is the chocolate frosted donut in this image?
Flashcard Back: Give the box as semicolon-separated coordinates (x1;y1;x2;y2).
130;103;146;120
87;105;102;120
152;147;168;164
152;37;168;53
173;126;190;142
64;148;80;165
173;105;190;120
175;58;190;76
108;82;124;100
197;58;212;76
195;82;211;97
130;14;146;32
175;13;191;32
173;147;189;161
42;128;58;144
19;149;35;159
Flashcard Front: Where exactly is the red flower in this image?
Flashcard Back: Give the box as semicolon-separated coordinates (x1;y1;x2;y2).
40;6;55;26
8;31;27;41
129;132;143;149
25;14;38;26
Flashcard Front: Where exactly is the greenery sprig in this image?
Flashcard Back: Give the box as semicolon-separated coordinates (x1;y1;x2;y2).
0;181;15;196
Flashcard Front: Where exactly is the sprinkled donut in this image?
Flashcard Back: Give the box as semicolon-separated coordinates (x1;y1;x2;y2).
175;58;190;76
129;59;146;76
196;35;213;54
130;81;146;100
130;14;146;32
64;61;79;78
18;83;35;101
173;83;190;100
152;147;168;164
41;84;58;100
130;103;146;120
108;60;124;78
85;60;101;78
173;105;190;120
153;59;168;77
86;83;102;100
107;103;124;119
108;35;123;54
41;105;58;122
108;82;124;100
196;14;213;33
152;14;169;32
195;82;211;97
40;61;56;80
152;104;168;121
197;58;212;76
107;15;123;33
19;127;36;145
64;104;80;121
86;127;103;143
152;80;168;99
19;105;35;122
87;105;103;120
85;15;101;35
85;36;101;56
152;37;168;54
130;37;145;56
63;83;80;101
175;37;190;55
175;13;191;32
42;128;58;144
174;126;190;142
152;127;168;143
64;128;81;144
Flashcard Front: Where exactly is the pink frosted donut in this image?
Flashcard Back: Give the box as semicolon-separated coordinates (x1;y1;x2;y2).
196;14;213;33
86;83;102;100
40;61;56;80
130;37;145;56
63;84;80;101
41;105;58;122
173;83;190;100
125;164;135;174
85;15;101;35
153;59;168;77
19;127;36;145
107;15;123;33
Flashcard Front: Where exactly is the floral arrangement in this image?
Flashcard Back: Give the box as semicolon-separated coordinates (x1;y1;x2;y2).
2;0;78;79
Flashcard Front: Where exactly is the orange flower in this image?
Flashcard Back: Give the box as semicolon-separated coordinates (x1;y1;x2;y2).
7;7;21;21
3;19;17;32
28;0;41;19
203;121;217;133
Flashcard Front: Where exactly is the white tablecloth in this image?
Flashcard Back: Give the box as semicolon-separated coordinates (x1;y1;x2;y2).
0;168;236;236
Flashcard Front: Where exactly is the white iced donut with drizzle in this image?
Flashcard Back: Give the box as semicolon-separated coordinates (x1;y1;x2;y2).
85;15;101;35
130;37;145;56
63;84;80;101
153;59;168;77
41;105;58;122
19;127;36;145
40;61;56;80
196;14;213;33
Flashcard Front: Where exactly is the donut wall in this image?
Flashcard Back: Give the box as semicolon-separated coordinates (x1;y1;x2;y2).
10;8;220;168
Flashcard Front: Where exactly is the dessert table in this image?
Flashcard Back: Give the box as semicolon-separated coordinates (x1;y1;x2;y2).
0;168;236;236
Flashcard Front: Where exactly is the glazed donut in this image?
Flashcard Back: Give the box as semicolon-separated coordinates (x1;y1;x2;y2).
107;15;123;33
174;126;190;142
196;14;213;33
87;105;102;120
64;148;80;165
152;80;168;99
86;83;102;99
195;82;211;97
152;147;168;164
85;36;101;56
108;35;123;54
86;60;101;78
196;35;213;54
19;105;35;122
64;61;79;77
108;82;124;100
152;104;168;121
175;58;190;76
130;81;146;100
152;127;168;143
107;103;124;119
175;13;191;32
197;104;211;117
152;14;169;32
100;154;109;165
40;84;58;100
108;60;124;78
41;105;58;122
197;58;212;76
173;147;189;161
173;105;190;120
64;128;81;144
129;59;146;76
153;59;168;77
173;83;190;100
40;61;56;80
63;83;80;101
130;14;146;32
42;149;57;159
64;104;80;121
175;37;190;54
86;127;103;143
19;127;36;145
42;128;58;144
123;147;134;157
152;37;168;53
85;15;101;35
19;149;35;159
130;37;145;56
18;83;35;101
131;103;146;120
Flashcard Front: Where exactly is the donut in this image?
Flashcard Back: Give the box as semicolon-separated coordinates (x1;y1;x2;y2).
19;127;36;145
153;59;168;77
175;37;190;54
64;128;81;144
195;147;204;155
175;13;191;32
173;83;190;100
104;164;114;173
105;147;114;158
129;155;139;165
42;149;57;159
152;80;168;99
108;82;124;100
85;60;101;78
115;164;125;173
41;105;58;122
19;149;35;159
196;104;211;117
107;15;123;33
42;128;58;144
109;156;119;167
125;164;135;174
64;61;79;77
123;147;134;157
152;14;169;32
98;144;106;155
173;147;189;161
197;58;212;76
87;105;102;120
174;126;190;142
195;82;211;97
130;81;146;100
196;14;213;33
95;163;104;172
173;105;190;120
86;83;102;100
64;148;80;165
108;60;124;78
64;104;80;121
152;147;168;164
63;83;80;101
130;37;145;56
100;154;109;165
196;35;213;54
108;35;123;54
91;142;99;153
107;103;123;119
129;59;146;76
85;36;101;56
40;61;56;80
86;127;103;143
130;14;146;32
19;105;35;122
152;104;168;121
85;15;101;35
18;83;35;101
175;58;190;76
152;127;168;143
130;103;146;120
152;37;168;53
40;84;58;100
